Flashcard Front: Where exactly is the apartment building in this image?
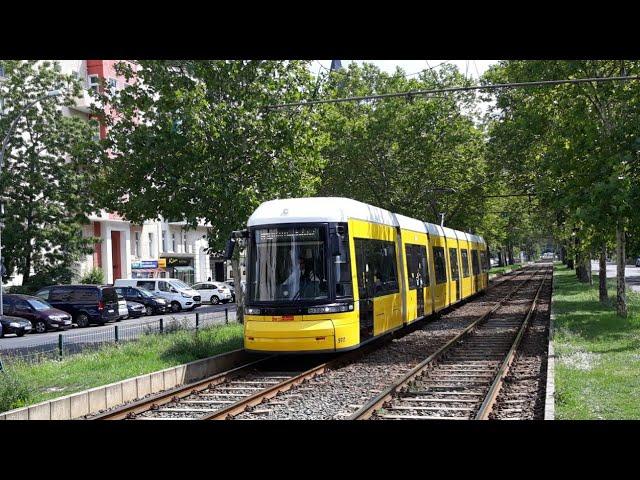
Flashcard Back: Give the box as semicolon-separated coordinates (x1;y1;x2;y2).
59;60;226;285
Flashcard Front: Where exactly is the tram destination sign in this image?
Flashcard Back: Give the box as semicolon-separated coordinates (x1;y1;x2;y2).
256;227;320;243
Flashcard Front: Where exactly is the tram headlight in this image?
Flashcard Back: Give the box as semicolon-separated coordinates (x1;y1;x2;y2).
307;303;354;314
246;307;262;315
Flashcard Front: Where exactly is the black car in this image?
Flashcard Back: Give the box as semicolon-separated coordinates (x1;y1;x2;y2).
35;285;120;328
114;286;168;316
0;314;33;337
2;294;72;333
636;257;640;268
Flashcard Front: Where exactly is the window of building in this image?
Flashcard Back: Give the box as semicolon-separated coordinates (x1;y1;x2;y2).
471;250;480;275
354;238;399;298
162;230;167;252
171;233;176;252
182;232;187;251
461;249;470;278
405;244;428;290
88;74;100;93
134;232;140;257
432;246;448;284
449;248;460;281
107;77;118;95
148;232;154;256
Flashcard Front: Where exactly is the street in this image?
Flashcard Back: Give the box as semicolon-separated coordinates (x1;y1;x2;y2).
0;302;237;353
590;261;640;293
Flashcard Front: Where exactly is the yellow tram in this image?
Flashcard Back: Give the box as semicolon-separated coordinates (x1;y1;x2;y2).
242;197;489;353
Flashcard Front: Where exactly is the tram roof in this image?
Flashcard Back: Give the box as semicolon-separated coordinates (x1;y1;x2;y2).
247;197;485;245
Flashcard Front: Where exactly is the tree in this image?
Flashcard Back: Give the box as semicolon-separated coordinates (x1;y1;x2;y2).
94;60;326;321
317;63;489;232
484;60;640;316
0;60;99;290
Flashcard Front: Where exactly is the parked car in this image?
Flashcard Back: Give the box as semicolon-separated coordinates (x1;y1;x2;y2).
114;278;201;313
636;257;640;267
114;286;168;316
117;295;128;320
35;284;120;328
2;294;72;333
126;301;146;318
223;282;236;302
191;281;233;305
0;314;33;337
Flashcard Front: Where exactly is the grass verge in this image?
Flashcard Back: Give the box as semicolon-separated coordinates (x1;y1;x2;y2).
0;322;243;413
488;263;522;275
553;265;640;419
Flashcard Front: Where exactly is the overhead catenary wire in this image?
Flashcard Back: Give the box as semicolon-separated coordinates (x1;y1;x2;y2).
265;75;640;110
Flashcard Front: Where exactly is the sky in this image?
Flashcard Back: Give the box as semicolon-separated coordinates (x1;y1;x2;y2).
311;60;498;79
311;60;499;119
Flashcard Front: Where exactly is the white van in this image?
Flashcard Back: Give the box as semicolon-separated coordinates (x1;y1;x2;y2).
114;278;201;312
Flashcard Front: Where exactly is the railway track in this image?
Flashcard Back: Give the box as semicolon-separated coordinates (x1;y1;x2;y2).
92;266;532;421
350;265;550;420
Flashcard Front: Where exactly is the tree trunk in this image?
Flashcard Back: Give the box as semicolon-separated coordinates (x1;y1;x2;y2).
498;248;505;267
599;244;608;303
616;222;627;317
560;244;567;264
576;250;591;283
231;253;244;324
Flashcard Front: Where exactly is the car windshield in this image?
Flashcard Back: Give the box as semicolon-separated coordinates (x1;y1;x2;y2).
249;226;328;302
138;289;154;298
26;298;52;311
170;280;189;289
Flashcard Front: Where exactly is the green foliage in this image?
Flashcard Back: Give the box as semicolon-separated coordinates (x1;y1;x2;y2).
317;63;489;231
0;323;243;412
0;60;99;286
79;267;105;285
484;60;640;258
0;371;33;413
94;60;325;251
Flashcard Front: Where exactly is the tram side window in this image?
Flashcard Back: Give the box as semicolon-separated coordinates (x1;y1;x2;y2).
406;244;428;290
449;248;460;281
471;250;480;275
433;246;448;284
334;225;353;298
461;249;470;278
480;251;489;273
354;238;399;298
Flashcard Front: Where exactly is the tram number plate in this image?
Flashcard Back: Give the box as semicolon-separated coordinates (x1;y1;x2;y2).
272;315;294;322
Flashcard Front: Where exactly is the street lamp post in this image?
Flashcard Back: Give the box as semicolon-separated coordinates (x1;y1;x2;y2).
0;89;63;316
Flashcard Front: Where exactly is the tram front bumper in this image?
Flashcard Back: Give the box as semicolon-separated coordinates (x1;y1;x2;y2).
244;317;359;353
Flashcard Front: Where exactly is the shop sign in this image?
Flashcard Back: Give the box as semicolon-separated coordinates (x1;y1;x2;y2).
165;257;192;267
132;260;159;269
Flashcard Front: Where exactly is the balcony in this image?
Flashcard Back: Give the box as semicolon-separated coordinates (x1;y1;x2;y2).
69;88;94;114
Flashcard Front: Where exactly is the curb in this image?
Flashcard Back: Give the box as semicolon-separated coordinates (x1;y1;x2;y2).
544;268;555;420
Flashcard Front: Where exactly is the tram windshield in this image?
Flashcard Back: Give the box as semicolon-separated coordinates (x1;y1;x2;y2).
249;226;328;302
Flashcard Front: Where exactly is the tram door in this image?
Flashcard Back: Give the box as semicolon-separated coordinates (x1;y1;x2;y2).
449;247;461;302
355;239;374;339
405;244;427;319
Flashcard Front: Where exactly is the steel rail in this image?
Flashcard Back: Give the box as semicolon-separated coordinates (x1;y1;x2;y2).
203;337;394;420
350;266;543;420
92;356;274;420
93;267;525;420
474;269;549;420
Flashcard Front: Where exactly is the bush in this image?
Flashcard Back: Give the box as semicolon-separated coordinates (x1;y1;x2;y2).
80;267;105;285
0;371;33;413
